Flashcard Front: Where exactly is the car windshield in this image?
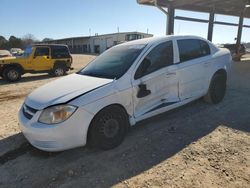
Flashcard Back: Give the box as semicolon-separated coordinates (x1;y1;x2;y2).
23;47;33;57
77;44;146;79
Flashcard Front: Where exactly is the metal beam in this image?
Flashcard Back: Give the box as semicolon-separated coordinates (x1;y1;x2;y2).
174;16;250;28
236;12;244;57
167;6;175;35
175;16;208;23
214;21;240;27
207;11;215;41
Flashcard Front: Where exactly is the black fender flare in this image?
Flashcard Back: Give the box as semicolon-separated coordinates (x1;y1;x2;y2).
2;63;24;74
53;61;67;69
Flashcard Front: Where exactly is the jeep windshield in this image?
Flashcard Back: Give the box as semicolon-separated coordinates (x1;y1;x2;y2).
78;44;146;79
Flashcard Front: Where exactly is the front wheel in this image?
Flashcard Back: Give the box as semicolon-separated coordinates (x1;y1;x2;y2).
204;74;227;104
88;106;129;150
3;67;21;82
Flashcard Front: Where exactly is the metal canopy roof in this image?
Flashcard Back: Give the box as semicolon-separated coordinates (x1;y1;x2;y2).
137;0;250;18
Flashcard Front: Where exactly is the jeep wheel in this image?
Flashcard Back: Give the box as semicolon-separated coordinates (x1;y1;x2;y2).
204;74;226;104
88;106;129;150
3;67;21;82
53;67;65;77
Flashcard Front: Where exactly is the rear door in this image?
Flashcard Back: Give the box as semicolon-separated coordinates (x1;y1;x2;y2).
132;40;179;119
32;47;51;71
176;39;211;100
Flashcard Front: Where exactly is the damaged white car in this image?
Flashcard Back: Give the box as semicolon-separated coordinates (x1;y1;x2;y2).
18;36;231;151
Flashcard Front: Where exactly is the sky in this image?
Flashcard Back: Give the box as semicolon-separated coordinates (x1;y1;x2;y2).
1;0;250;44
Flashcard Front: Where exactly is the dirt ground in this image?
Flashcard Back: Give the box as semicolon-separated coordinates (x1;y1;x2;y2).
0;55;249;188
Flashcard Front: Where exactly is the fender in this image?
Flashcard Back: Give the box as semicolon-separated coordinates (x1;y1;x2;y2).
53;60;68;67
2;63;24;74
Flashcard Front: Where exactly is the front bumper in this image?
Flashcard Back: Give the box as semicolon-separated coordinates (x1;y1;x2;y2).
18;104;94;152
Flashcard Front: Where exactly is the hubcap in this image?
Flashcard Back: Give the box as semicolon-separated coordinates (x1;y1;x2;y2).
7;70;18;80
55;68;64;76
102;119;119;138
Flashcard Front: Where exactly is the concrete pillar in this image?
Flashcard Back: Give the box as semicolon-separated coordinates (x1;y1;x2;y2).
167;6;175;35
207;11;215;41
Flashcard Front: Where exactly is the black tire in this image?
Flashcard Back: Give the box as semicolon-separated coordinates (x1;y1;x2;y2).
52;66;66;77
88;106;129;150
204;74;226;104
3;67;21;82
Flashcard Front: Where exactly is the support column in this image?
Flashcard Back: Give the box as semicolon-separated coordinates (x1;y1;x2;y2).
167;6;175;35
236;12;244;57
207;11;215;41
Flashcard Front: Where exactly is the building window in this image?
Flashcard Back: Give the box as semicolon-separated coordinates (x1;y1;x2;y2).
94;45;100;53
126;34;142;41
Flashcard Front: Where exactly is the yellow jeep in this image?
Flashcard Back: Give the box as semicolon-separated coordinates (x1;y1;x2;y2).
0;44;73;82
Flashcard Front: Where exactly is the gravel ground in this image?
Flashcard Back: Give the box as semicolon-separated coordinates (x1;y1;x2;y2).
0;55;249;188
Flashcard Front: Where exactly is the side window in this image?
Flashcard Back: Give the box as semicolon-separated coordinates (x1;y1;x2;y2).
51;46;70;58
135;41;173;79
34;47;49;57
199;40;211;56
177;39;210;62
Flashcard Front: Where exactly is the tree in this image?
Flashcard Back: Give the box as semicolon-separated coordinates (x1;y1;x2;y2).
8;36;23;49
22;34;39;47
42;38;53;42
0;36;7;49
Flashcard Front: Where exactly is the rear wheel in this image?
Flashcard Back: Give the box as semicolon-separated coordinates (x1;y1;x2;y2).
52;66;66;77
3;67;21;82
88;106;129;150
204;74;226;104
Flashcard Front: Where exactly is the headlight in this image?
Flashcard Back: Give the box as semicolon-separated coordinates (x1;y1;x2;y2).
38;105;77;124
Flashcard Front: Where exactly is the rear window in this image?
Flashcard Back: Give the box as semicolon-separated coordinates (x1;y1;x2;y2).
178;39;211;62
51;46;70;58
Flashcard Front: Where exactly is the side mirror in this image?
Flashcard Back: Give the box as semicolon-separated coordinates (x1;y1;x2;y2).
135;58;151;79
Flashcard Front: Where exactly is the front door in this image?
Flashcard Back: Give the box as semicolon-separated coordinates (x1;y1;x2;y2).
132;40;179;119
32;47;51;71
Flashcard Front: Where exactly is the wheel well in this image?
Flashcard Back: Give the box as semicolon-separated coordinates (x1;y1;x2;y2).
214;69;227;79
86;104;129;146
3;64;24;74
53;61;67;68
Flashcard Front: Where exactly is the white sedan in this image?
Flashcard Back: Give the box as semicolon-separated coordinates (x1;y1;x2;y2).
18;35;231;151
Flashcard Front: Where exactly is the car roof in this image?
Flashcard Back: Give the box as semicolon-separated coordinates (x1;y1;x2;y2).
119;35;210;47
0;50;11;55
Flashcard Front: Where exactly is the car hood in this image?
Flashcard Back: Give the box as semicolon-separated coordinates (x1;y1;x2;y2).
0;56;16;61
25;73;113;110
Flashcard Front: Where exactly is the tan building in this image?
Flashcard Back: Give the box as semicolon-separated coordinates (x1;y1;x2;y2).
43;32;153;54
